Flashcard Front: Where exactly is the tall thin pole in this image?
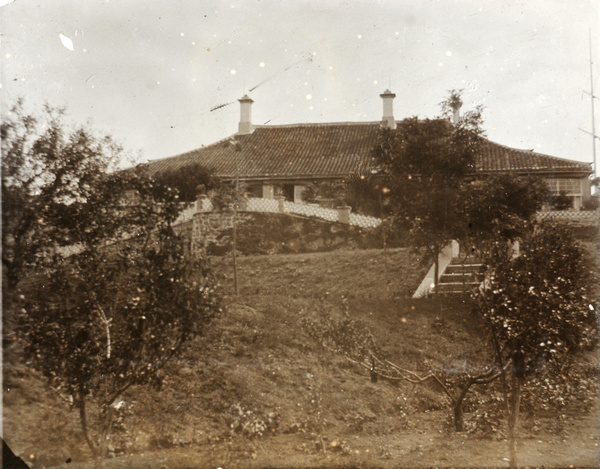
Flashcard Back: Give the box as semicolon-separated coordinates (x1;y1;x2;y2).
232;172;239;296
589;31;597;179
232;138;240;296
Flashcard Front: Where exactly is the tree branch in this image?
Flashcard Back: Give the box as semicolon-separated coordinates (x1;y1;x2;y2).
92;294;112;360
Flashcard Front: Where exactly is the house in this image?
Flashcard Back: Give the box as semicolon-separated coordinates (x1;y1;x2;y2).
142;91;593;210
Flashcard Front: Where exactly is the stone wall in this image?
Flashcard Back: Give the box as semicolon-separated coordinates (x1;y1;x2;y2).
191;210;393;256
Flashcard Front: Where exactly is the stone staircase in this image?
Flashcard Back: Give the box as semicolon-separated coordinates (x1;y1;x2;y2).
436;256;484;294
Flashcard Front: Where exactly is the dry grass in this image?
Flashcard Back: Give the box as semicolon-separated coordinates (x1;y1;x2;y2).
4;246;599;468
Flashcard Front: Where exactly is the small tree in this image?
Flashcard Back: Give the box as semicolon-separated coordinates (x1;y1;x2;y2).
370;91;485;291
3;101;221;457
473;222;596;468
303;303;502;434
20;230;219;457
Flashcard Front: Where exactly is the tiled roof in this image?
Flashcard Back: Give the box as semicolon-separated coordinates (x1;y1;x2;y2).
142;122;592;180
475;138;591;174
144;123;380;180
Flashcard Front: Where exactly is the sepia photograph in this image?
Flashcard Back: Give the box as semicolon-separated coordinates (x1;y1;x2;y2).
1;1;599;468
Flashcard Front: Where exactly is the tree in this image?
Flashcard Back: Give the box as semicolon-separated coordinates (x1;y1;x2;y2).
368;91;551;292
473;222;596;468
463;174;549;247
3;102;221;457
149;161;217;202
2;101;160;294
303;302;503;434
19;229;219;457
370;91;485;292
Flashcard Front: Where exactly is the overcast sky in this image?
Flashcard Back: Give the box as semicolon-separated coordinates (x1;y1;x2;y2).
1;0;599;173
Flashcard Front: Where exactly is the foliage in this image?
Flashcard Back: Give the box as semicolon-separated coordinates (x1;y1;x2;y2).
581;194;599;211
474;222;596;371
226;404;278;437
464;175;549;242
363;91;551;294
2;101;138;291
3;101;222;457
547;191;573;211
301;181;346;207
149;162;217;202
582;177;600;210
20;233;220;455
301;174;383;216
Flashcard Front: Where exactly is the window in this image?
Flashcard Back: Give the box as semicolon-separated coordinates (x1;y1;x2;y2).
546;178;582;196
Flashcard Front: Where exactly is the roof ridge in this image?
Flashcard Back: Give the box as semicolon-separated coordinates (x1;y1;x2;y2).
256;121;382;129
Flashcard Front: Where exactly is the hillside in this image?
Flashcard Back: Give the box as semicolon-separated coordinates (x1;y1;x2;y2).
3;247;599;468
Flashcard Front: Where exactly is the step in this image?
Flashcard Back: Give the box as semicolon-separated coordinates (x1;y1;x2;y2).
451;257;482;264
436;282;480;293
445;264;483;274
439;272;476;283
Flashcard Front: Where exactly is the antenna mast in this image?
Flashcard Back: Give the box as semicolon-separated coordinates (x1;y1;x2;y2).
589;31;597;179
581;30;598;180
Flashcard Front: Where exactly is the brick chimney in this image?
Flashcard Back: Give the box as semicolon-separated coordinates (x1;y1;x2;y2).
380;89;396;130
237;94;254;135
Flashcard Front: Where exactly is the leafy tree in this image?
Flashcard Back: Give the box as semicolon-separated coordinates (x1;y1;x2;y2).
463;174;549;246
1;101;164;294
367;91;550;292
370;91;485;291
20;230;219;457
3;102;221;457
149;161;217;202
473;222;596;468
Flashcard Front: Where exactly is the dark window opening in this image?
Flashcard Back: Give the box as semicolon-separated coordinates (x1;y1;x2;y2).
282;184;295;202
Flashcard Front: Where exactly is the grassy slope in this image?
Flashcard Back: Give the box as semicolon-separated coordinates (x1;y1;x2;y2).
4;247;599;468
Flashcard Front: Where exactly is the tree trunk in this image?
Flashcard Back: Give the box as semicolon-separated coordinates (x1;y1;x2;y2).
508;373;522;468
76;389;98;457
454;378;475;432
433;245;440;295
98;405;115;458
501;369;520;469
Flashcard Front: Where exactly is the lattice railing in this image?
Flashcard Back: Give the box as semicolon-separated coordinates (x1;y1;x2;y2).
173;205;196;225
349;212;382;229
282;201;339;222
537;210;599;226
245;197;279;213
190;196;382;229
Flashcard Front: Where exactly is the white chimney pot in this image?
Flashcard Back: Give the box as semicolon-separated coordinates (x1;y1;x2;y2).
380;89;396;130
238;94;254;135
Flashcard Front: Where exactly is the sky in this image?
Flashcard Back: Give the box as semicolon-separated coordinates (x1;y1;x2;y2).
1;0;599;174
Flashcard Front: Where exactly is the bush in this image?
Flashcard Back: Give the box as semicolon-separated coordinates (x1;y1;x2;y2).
548;191;573;210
